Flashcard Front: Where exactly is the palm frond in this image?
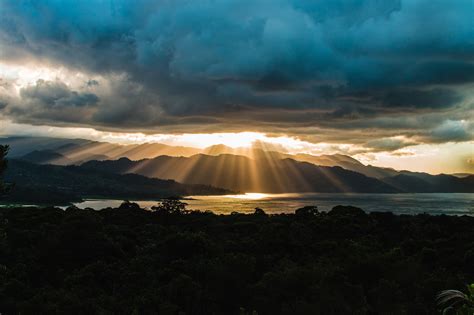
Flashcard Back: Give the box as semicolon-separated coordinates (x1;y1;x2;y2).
437;289;472;311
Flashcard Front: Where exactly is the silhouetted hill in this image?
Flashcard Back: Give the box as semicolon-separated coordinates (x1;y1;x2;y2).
82;154;398;193
19;150;72;165
53;141;201;161
2;159;232;204
3;136;472;190
201;145;400;179
383;173;474;193
0;136;201;163
0;136;90;157
287;153;400;179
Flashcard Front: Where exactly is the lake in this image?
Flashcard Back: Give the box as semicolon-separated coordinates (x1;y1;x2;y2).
71;193;474;215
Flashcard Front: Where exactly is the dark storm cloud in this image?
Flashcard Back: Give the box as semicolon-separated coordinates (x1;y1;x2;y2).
365;137;417;152
0;79;100;126
0;0;473;147
430;120;474;142
378;88;463;109
20;80;99;108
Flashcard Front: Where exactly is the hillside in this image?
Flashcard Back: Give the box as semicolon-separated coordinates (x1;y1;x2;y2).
0;136;410;179
1;160;232;204
383;173;474;193
19;150;73;165
1;136;201;163
3;136;473;194
81;154;398;193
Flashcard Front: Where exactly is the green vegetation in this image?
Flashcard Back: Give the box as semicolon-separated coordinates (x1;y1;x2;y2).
0;202;472;314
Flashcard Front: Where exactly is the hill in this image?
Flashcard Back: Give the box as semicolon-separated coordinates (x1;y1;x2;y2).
383;173;474;193
1;160;232;205
1;136;201;162
0;136;406;179
81;154;398;193
3;136;473;193
19;150;73;165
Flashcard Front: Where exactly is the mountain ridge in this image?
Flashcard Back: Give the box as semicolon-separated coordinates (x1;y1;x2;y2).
2;159;233;205
2;136;473;194
81;154;399;193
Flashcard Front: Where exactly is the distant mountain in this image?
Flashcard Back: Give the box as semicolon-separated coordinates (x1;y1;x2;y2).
19;150;73;165
81;154;398;193
289;153;399;179
382;173;474;193
3;136;472;194
0;136;201;163
0;136;404;179
53;141;201;162
0;136;90;157
203;145;400;179
1;159;232;205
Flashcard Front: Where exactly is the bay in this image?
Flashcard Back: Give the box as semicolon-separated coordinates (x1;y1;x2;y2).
71;192;474;215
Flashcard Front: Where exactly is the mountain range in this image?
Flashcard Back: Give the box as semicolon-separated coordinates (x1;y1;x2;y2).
1;136;473;195
81;155;397;193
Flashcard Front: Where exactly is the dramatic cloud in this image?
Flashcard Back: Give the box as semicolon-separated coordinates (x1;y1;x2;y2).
2;79;97;125
0;0;473;152
365;137;418;152
430;120;474;142
20;79;99;108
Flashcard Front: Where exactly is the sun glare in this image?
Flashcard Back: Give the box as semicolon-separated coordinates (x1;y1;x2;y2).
0;62;66;87
175;132;266;148
226;193;271;200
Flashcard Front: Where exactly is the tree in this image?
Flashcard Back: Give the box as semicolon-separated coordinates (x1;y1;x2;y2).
119;200;141;210
295;205;319;217
152;198;188;215
0;145;9;194
253;207;267;216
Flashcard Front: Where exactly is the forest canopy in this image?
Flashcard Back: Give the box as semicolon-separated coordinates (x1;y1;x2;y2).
0;202;472;314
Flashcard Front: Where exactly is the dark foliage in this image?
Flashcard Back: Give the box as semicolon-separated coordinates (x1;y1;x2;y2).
0;145;11;194
0;203;472;314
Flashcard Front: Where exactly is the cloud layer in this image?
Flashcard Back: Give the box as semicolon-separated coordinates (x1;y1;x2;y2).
0;0;473;151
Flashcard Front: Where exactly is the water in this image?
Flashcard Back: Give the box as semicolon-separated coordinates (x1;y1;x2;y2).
70;193;474;216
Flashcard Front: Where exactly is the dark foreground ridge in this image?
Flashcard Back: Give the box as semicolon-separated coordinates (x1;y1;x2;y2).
0;202;472;314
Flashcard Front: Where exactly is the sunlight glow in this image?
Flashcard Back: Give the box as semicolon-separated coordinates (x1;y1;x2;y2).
0;62;85;89
1;120;473;174
225;193;271;200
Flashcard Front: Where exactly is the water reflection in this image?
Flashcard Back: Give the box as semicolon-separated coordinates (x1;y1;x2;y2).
70;193;474;216
225;193;271;200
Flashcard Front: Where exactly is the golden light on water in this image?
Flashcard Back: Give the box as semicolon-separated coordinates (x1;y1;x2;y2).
225;193;271;200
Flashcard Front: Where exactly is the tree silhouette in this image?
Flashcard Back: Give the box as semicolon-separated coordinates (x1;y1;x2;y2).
0;145;9;194
253;207;267;216
152;197;189;214
295;205;319;217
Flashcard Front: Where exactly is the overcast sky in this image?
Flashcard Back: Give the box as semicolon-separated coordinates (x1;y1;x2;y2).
0;0;472;173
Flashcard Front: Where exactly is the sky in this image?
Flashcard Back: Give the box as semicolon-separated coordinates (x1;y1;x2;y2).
0;0;473;174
